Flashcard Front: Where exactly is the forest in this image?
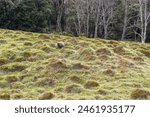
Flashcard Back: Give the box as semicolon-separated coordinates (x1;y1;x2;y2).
0;0;150;43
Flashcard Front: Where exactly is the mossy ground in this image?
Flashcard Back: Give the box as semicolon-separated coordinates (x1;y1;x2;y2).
0;29;150;100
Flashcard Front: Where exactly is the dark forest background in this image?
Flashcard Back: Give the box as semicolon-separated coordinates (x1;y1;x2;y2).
0;0;150;43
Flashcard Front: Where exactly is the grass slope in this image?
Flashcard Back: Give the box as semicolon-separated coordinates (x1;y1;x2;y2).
0;29;150;100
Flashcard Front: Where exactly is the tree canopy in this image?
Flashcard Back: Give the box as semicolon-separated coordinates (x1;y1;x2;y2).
0;0;150;43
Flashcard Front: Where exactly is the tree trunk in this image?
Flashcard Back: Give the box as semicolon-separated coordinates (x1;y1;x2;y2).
94;0;100;38
86;0;90;37
121;0;128;40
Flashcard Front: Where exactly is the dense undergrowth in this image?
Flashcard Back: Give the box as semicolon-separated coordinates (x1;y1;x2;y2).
0;29;150;100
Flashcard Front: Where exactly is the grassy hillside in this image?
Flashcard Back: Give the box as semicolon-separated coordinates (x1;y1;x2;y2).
0;29;150;100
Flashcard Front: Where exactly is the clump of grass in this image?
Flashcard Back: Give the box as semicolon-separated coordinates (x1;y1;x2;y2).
24;32;33;36
78;48;96;60
54;86;64;92
72;63;89;69
67;38;78;45
96;48;112;56
65;84;84;93
14;56;25;62
24;42;33;46
10;43;16;46
119;58;134;68
36;77;55;87
5;75;18;83
41;45;51;53
38;91;55;100
11;93;23;99
69;75;84;84
103;69;116;76
0;58;8;66
0;80;9;88
143;80;150;87
113;45;126;55
23;51;32;58
133;56;144;62
97;89;108;95
2;49;16;60
1;63;27;72
0;90;10;100
131;89;150;99
140;49;150;57
98;55;110;61
38;34;50;39
11;82;24;89
84;80;99;89
17;37;29;41
48;59;68;69
0;39;7;44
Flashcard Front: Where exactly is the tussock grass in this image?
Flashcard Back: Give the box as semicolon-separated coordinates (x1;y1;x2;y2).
0;29;150;99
